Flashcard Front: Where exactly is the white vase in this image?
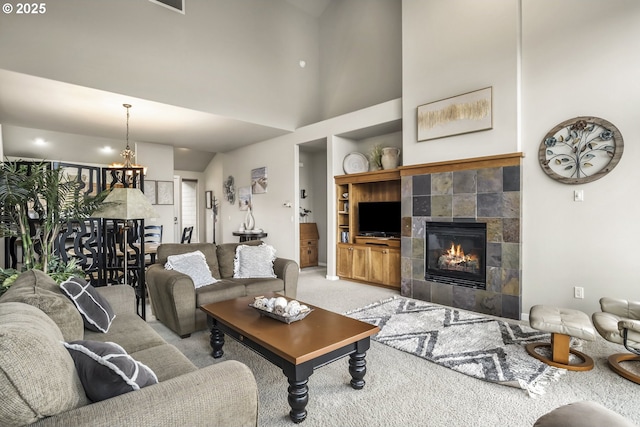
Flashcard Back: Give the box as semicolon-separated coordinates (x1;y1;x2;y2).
381;147;400;170
244;207;255;231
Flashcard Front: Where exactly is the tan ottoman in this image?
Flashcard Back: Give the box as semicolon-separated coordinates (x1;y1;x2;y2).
534;401;637;427
526;305;596;371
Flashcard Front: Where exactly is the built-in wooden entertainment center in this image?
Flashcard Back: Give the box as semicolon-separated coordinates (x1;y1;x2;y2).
335;168;401;289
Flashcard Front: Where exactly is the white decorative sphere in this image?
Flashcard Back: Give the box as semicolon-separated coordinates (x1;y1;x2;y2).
274;297;288;309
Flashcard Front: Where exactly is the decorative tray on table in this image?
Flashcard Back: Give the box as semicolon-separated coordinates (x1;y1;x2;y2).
249;296;313;324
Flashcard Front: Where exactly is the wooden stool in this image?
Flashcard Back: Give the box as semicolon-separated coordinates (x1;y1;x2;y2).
526;305;596;371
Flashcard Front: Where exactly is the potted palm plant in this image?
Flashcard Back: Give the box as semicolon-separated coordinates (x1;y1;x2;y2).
0;159;108;293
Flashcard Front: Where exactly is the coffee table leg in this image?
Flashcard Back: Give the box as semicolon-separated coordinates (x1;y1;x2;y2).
349;351;367;389
209;326;225;359
287;378;309;423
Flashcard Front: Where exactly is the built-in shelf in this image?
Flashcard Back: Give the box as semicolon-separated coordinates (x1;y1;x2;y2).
335;169;401;289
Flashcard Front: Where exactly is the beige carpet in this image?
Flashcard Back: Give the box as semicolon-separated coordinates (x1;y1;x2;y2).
148;267;640;427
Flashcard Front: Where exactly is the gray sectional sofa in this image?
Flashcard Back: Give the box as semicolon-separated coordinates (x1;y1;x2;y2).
0;269;258;427
146;241;299;338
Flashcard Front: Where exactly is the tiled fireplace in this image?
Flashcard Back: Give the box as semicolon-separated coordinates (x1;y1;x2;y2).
400;154;523;320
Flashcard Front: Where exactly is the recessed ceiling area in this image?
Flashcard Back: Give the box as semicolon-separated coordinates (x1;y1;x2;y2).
0;70;291;170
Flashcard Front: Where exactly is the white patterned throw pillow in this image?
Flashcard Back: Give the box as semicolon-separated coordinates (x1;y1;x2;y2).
165;250;217;288
233;243;277;278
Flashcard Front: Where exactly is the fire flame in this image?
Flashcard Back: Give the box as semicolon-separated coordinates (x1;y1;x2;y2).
447;243;464;258
442;242;478;265
437;241;480;273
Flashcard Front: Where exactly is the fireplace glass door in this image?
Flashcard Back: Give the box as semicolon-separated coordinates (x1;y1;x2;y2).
425;222;486;289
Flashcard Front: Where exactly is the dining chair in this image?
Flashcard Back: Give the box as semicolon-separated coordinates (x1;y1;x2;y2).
181;226;194;244
143;225;163;244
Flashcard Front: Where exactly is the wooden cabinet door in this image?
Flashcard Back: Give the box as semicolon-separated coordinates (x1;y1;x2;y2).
307;242;318;267
337;244;353;278
369;246;401;288
351;246;369;281
369;246;387;285
386;248;401;288
300;239;318;268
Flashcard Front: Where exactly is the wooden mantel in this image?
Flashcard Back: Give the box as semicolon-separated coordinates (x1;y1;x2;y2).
399;152;524;176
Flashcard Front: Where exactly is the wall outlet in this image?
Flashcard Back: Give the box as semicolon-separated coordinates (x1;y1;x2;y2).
574;286;584;299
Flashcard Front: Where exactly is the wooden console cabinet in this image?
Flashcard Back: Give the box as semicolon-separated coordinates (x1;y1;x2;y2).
300;223;319;268
335;169;401;289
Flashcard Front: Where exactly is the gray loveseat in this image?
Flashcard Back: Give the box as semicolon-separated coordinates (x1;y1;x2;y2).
0;269;258;427
146;241;299;338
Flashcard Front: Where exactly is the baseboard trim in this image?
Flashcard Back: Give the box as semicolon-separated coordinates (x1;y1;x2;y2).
326;275;339;281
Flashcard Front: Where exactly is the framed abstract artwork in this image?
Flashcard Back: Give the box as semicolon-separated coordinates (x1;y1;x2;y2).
143;180;157;205
156;181;174;205
417;87;493;141
251;167;267;194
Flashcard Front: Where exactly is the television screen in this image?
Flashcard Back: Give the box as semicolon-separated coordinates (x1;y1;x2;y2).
358;201;401;237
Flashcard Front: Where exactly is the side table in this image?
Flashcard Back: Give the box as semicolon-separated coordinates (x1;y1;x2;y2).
232;231;268;242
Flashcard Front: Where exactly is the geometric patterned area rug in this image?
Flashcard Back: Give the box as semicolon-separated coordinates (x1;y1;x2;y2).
345;296;566;395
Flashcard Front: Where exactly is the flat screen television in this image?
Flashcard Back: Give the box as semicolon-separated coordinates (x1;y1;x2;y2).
357;201;401;237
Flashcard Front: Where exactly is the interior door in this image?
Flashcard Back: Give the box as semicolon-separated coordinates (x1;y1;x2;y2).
181;179;198;243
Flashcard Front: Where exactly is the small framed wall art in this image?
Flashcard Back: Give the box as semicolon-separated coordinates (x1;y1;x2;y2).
417;87;493;141
238;186;252;211
143;180;157;205
251;167;267;194
156;181;174;205
205;190;213;209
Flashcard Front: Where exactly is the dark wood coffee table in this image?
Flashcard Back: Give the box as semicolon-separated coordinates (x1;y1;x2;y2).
200;293;379;423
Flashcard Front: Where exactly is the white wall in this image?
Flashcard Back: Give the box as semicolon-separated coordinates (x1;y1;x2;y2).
137;142;176;242
299;151;316;222
210;99;401;267
402;0;640;315
319;0;402;120
402;0;520;165
204;155;225;244
521;0;640;312
218;138;298;258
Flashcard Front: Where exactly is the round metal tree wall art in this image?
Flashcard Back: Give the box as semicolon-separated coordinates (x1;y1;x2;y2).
538;116;623;184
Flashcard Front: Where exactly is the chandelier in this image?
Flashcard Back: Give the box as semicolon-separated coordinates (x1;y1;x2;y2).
109;103;146;174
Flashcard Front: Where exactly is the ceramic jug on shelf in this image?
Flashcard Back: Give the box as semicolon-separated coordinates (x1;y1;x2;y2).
381;147;401;170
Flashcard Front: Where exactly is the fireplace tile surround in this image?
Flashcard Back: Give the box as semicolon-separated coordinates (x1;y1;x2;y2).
399;154;523;320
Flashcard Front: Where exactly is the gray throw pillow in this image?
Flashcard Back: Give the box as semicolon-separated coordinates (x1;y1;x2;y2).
233;243;277;278
165;250;218;288
60;277;115;333
64;340;158;402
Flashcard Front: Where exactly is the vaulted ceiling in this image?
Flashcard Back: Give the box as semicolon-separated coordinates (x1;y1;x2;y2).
0;0;335;171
